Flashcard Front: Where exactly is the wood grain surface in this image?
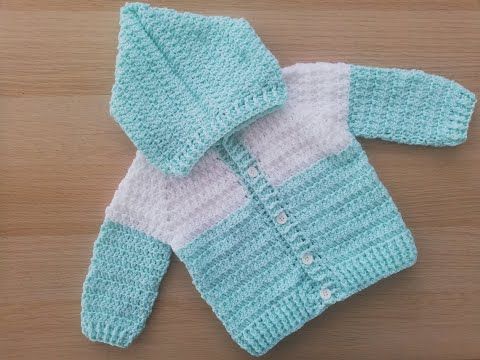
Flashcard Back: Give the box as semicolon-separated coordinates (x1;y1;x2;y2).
1;1;479;359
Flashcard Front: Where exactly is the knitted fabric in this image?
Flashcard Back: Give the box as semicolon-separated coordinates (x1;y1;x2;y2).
82;59;476;355
110;3;286;175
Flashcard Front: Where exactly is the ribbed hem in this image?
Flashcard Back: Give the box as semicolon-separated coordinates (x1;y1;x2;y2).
332;230;417;297
163;84;287;176
81;320;137;348
234;289;316;356
234;231;417;356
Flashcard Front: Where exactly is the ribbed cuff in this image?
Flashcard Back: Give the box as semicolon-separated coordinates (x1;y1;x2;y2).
81;320;137;348
440;84;476;146
81;220;171;348
348;65;477;147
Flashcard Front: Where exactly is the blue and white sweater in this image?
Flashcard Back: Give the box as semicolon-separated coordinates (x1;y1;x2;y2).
81;3;476;356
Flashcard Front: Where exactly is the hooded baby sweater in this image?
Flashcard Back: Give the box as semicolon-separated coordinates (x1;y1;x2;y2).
81;3;477;356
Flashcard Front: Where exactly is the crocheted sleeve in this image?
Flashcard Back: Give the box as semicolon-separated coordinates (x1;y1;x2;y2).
347;65;477;146
81;152;172;347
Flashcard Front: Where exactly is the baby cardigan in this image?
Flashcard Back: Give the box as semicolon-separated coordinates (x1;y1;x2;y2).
81;3;477;357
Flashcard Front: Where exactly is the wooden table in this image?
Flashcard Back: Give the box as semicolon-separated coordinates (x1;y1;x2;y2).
1;1;479;359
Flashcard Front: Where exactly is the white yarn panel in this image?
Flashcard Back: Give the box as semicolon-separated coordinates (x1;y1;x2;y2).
106;150;248;251
106;152;168;242
242;62;353;187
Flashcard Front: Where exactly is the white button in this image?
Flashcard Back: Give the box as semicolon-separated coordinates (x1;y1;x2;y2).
276;211;288;225
301;252;314;265
247;166;258;178
320;288;331;301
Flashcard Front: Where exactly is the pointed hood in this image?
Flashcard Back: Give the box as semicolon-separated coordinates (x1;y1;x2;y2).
110;3;287;175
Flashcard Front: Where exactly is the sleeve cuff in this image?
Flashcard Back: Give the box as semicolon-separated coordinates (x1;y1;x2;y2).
81;220;172;348
81;319;138;348
439;81;477;146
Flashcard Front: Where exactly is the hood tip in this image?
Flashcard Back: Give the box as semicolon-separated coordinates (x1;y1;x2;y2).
120;2;149;15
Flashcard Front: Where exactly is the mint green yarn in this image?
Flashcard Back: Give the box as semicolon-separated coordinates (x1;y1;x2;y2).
110;3;286;175
348;65;476;146
87;11;478;352
81;220;171;347
177;138;417;356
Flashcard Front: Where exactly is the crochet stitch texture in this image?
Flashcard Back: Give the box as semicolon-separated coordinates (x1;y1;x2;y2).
81;4;477;357
110;3;286;176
